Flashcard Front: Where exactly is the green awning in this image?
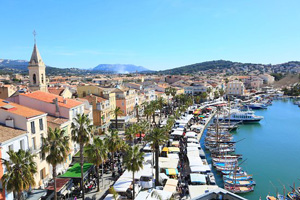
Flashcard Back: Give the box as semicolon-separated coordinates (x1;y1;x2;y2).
59;163;93;178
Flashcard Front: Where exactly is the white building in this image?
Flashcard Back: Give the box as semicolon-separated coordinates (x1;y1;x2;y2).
0;125;29;200
259;74;275;85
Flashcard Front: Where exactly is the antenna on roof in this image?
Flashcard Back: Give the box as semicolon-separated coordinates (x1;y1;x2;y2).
33;30;37;44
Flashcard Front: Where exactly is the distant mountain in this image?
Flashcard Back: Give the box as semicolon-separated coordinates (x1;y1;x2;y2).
92;64;152;73
0;59;91;75
0;59;153;75
158;60;300;75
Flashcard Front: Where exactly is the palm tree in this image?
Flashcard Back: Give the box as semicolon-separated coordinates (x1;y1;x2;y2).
85;137;108;191
71;113;93;200
135;104;140;122
111;107;123;130
42;127;70;200
125;124;137;144
137;120;150;142
144;106;152;122
1;149;37;200
195;95;201;104
105;129;122;175
201;92;208;102
157;97;166;124
165;87;177;114
219;88;225;97
144;127;168;186
206;87;212;100
123;145;144;200
149;100;158;124
214;90;219;99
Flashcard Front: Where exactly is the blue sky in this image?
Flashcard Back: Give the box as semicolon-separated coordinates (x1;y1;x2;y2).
1;0;300;71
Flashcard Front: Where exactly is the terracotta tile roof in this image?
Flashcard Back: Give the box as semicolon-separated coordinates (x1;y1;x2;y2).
0;124;27;143
0;99;45;118
47;115;70;129
84;95;108;103
47;115;69;125
21;91;83;109
48;87;64;96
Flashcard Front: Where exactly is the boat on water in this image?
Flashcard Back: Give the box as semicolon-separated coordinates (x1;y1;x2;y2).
287;192;299;200
224;185;254;193
224;179;256;187
210;147;236;154
212;157;238;163
221;168;243;175
223;174;253;181
212;154;243;160
216;108;264;123
245;103;268;109
266;195;277;200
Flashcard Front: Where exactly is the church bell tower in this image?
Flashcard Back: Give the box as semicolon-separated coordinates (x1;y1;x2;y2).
28;31;47;92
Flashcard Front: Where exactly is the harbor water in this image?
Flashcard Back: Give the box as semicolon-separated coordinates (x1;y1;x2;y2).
201;99;300;200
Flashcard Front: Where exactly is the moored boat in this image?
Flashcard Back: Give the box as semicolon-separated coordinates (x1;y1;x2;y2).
224;185;254;193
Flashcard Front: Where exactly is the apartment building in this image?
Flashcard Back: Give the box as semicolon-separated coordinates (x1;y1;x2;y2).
83;95;111;132
226;80;245;96
0;125;28;200
8;91;86;173
0;99;49;189
113;87;137;117
77;85;116;128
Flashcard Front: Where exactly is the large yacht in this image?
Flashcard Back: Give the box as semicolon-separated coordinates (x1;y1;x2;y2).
216;108;263;123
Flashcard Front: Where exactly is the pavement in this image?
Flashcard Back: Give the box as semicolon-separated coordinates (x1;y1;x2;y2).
79;172;115;200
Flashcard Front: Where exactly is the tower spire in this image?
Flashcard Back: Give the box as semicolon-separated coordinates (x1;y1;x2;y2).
33;30;36;44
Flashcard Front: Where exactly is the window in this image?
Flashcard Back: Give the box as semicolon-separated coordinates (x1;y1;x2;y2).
40;152;45;161
31;121;35;134
41;74;44;84
20;140;24;150
40;168;46;180
33;74;37;84
39;118;43;131
8;144;13;151
40;134;43;147
32;137;36;150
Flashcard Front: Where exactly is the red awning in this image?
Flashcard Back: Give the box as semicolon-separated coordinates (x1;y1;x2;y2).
136;133;145;138
46;178;71;192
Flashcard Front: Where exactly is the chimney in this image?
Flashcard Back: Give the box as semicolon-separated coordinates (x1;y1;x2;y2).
53;98;60;117
63;98;67;104
5;117;14;128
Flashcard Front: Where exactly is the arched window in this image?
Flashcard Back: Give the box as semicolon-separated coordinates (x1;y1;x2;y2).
33;74;37;84
41;74;44;84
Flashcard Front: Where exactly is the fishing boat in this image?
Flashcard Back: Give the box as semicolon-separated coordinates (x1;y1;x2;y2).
287;192;298;200
221;168;243;175
210;147;236;154
211;154;243;160
212;157;238;163
224;185;254;193
215;163;238;171
223;174;253;181
224;179;256;187
266;195;277;200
